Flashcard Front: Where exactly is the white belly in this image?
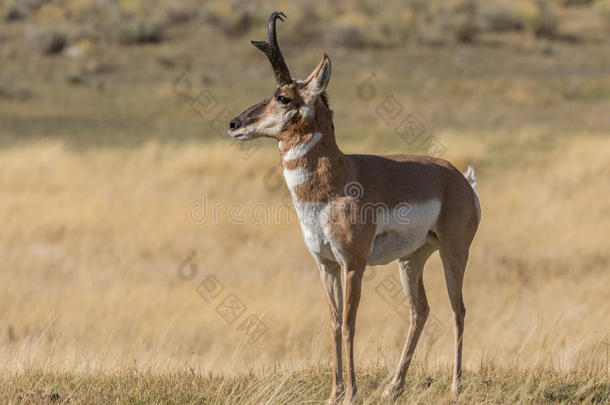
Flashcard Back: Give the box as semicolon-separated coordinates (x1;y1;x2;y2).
367;199;441;265
292;199;441;266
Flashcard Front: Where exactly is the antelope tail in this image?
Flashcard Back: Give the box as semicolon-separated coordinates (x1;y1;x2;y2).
463;166;477;190
463;165;481;223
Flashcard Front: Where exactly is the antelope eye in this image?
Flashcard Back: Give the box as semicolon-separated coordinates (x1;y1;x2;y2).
276;95;291;105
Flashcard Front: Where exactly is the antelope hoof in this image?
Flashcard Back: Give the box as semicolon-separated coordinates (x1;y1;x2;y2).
342;389;357;405
381;383;403;402
326;397;339;405
451;381;462;398
326;385;345;405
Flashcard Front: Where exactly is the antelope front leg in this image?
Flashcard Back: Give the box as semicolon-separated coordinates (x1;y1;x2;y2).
342;262;365;405
316;257;344;404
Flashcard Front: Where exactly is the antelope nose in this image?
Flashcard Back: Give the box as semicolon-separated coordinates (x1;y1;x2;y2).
229;118;240;131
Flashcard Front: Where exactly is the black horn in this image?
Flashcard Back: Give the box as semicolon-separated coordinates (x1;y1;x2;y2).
251;11;292;86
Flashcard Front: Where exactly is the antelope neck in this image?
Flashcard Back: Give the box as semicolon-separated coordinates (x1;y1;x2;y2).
280;130;343;165
279;130;348;202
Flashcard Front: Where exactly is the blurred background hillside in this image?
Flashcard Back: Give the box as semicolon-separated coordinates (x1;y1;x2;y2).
1;0;610;147
0;1;609;403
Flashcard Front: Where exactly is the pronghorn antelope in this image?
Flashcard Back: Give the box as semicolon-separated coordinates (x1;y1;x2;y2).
228;11;481;404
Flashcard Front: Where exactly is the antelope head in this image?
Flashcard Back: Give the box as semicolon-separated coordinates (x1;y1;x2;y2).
228;11;332;142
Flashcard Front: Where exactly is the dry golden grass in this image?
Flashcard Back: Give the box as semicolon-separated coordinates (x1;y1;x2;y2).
0;132;608;403
1;3;610;401
1;366;609;404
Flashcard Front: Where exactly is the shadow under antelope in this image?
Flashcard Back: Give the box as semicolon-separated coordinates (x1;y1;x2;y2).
228;11;481;405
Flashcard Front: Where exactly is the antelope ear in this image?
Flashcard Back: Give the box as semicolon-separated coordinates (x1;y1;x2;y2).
299;54;331;105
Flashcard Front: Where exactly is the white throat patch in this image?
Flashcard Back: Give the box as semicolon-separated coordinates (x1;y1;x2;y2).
283;166;310;190
282;132;322;162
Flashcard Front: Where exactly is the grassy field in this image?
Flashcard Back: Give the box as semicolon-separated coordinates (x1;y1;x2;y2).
1;1;610;403
2;367;610;404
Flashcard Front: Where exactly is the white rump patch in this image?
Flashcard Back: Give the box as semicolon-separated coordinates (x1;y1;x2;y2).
283;132;322;162
473;192;481;223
